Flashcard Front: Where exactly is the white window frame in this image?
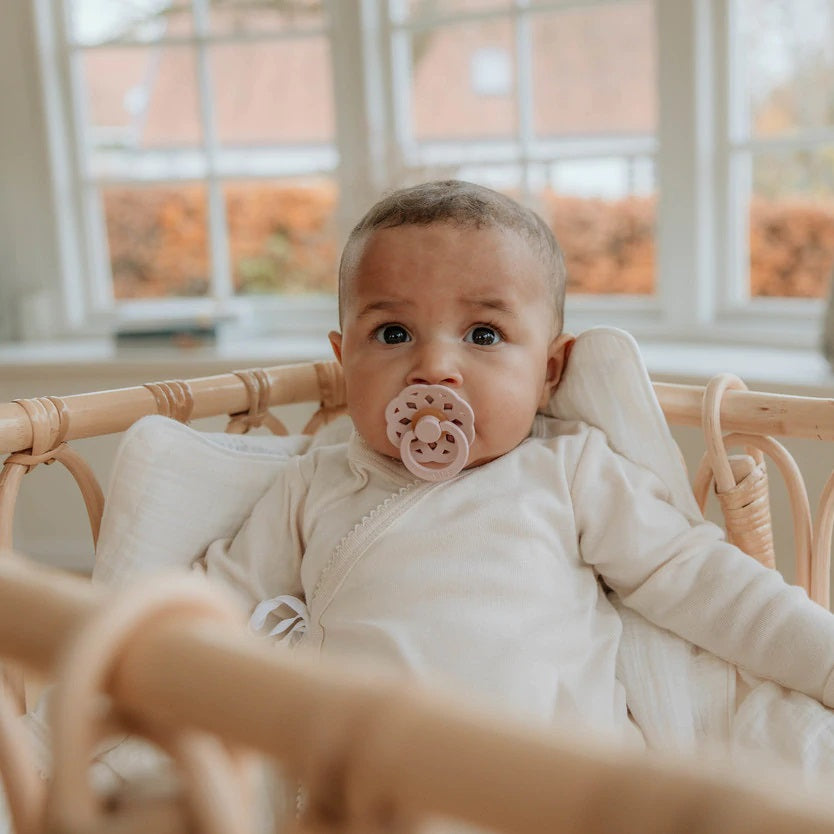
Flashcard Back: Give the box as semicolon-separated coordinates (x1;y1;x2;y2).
1;0;827;349
378;0;662;330
34;0;367;339
716;0;830;342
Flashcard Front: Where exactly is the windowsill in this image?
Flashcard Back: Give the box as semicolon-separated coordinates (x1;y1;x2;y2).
0;334;333;381
1;334;834;397
637;339;834;396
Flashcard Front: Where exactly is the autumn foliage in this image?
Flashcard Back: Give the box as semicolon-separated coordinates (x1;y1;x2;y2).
749;197;834;297
103;184;834;300
546;194;655;294
103;182;339;299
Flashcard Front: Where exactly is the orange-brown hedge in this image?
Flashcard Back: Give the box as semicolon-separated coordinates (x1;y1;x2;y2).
102;185;834;300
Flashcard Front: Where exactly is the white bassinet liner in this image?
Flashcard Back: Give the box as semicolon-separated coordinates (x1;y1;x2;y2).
94;326;703;589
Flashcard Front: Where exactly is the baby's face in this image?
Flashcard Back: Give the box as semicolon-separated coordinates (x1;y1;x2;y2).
330;222;570;469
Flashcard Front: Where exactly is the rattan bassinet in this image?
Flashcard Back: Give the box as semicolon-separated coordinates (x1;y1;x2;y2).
1;359;832;605
0;357;834;834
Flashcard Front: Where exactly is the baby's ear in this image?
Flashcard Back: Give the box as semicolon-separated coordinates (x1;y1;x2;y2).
328;330;343;364
539;333;575;408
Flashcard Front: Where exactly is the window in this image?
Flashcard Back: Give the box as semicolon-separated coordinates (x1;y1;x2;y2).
48;0;342;336
7;0;833;348
386;0;657;298
729;0;834;304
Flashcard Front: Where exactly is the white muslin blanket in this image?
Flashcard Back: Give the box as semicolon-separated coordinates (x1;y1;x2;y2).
615;595;834;778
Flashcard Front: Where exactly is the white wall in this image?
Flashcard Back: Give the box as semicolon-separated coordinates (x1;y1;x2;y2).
0;3;60;342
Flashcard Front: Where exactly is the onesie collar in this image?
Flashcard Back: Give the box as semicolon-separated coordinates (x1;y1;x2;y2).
347;430;418;485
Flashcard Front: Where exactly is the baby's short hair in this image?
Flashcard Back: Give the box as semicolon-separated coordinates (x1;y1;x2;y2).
338;179;567;331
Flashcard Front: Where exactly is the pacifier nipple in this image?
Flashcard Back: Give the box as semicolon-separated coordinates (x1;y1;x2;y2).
384;385;475;482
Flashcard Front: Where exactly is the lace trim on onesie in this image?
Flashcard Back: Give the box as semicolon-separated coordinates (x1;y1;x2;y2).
309;479;439;615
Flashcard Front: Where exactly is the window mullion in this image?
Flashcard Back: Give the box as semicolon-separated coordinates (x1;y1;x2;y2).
387;17;416;173
37;1;93;331
327;0;386;242
373;0;403;186
192;0;233;306
714;0;748;312
655;0;716;335
515;4;535;203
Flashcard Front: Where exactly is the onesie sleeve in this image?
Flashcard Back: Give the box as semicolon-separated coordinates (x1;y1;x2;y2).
199;456;307;615
571;426;834;707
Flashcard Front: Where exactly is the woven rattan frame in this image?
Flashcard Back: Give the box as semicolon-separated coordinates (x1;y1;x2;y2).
1;360;834;832
0;551;832;834
0;362;832;608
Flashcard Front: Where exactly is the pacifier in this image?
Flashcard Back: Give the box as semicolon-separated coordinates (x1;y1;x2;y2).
384;384;475;482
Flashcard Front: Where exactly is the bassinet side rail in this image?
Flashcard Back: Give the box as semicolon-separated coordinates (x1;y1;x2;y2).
1;549;833;834
658;381;834;607
653;383;834;440
2;370;834;607
2;371;834;455
0;362;336;454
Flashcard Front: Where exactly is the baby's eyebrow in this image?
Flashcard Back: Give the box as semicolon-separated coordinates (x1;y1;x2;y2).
355;299;406;319
465;298;517;316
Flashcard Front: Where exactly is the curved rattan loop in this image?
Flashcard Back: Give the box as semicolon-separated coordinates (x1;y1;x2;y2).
699;375;784;571
702;375;761;494
1;391;103;554
13;398;53;457
143;381;194;423
143;381;188;424
3;443;104;549
48;576;255;834
143;381;174;419
46;396;71;446
0;684;44;834
812;471;834;611
0;462;29;712
163;381;194;424
10;396;72;456
693;432;813;585
694;436;772;568
302;361;348;436
226;369;288;436
0;463;25;552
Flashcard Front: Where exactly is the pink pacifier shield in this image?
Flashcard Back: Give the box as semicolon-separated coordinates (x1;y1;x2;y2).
385;385;475;482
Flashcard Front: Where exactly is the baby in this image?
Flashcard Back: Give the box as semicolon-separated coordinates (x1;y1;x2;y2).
203;179;834;752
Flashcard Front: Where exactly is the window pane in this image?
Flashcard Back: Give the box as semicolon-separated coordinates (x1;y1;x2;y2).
66;0;193;46
79;46;202;152
226;180;338;296
553;193;656;295
103;185;211;299
737;0;834;138
209;0;325;34
547;157;656;295
531;2;656;137
410;18;516;141
749;149;834;297
395;0;510;23
424;160;656;295
210;39;334;145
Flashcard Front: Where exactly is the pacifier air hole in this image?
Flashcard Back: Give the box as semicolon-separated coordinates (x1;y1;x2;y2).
384;385;475;482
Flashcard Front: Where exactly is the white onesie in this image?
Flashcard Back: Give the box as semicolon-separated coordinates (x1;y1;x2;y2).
202;415;834;740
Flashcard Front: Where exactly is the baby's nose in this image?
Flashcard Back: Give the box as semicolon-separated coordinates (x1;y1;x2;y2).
406;342;463;387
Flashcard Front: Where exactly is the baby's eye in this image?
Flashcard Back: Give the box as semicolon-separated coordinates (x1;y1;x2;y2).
374;323;412;344
464;325;502;346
